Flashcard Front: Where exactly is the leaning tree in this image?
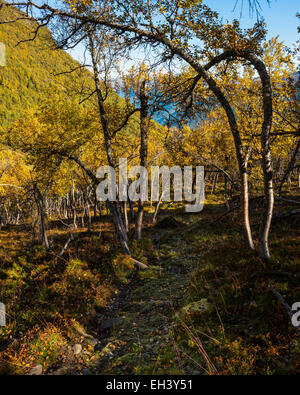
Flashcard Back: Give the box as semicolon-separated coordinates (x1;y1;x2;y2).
0;0;275;261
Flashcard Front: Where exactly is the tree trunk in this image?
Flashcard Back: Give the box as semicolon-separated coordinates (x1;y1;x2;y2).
88;33;129;244
123;202;129;232
128;196;135;221
136;203;144;240
279;137;300;196
152;191;164;224
224;174;230;211
33;184;49;249
244;52;274;262
136;79;149;240
241;172;254;250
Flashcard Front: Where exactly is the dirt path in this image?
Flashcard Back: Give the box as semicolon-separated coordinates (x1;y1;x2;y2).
89;226;198;374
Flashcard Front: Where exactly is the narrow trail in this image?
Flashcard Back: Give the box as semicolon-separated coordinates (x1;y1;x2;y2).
89;224;199;374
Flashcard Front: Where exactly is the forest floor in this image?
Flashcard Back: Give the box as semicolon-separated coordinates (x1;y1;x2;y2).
0;191;300;375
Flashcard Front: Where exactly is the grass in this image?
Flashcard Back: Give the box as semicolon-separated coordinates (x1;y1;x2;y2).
0;191;300;375
154;197;300;375
0;218;120;374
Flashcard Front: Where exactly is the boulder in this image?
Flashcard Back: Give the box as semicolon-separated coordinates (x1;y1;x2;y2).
50;366;73;375
29;364;43;375
73;344;82;355
82;368;93;375
181;299;214;320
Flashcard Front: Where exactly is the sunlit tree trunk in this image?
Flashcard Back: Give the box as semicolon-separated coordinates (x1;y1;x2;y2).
244;52;274;262
33;184;49;250
88;33;129;248
136;79;149;240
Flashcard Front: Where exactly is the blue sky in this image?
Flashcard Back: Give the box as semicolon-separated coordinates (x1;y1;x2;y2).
205;0;299;48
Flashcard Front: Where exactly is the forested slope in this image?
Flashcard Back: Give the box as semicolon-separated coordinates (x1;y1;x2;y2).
0;4;93;130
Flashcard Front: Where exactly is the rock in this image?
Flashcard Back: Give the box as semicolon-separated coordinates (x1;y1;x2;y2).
73;344;82;355
98;317;123;331
73;323;94;339
82;368;93;375
50;366;73;375
88;337;99;347
29;364;43;375
181;299;213;320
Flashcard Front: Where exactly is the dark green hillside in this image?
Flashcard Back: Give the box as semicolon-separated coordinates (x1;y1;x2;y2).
0;3;93;130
